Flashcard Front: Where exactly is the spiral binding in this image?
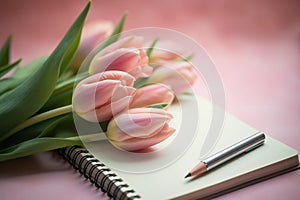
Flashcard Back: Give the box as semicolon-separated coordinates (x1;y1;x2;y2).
58;146;141;200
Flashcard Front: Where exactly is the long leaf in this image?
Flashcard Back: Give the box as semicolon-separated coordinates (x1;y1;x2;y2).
175;53;194;62
0;57;47;95
0;35;11;67
59;27;82;76
146;37;159;57
37;114;76;138
0;114;74;149
133;77;149;88
38;89;73;113
0;2;90;138
39;72;88;112
0;114;80;161
0;137;82;161
0;59;21;78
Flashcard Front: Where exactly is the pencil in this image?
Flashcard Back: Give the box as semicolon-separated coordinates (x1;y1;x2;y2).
185;132;266;178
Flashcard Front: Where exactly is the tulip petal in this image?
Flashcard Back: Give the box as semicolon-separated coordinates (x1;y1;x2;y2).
89;48;139;74
130;84;174;108
111;124;176;151
148;61;197;94
73;80;119;113
112;113;166;139
99;70;135;86
111;84;136;102
108;49;140;71
95;36;144;58
129;64;153;78
95;95;132;121
89;36;150;78
71;20;114;69
107;108;173;141
73;71;136;122
128;108;173;122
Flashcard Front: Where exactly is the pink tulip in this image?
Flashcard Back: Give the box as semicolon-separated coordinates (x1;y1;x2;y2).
130;84;175;109
149;49;180;65
106;108;175;151
89;36;152;78
72;71;136;122
70;20;114;70
148;61;197;94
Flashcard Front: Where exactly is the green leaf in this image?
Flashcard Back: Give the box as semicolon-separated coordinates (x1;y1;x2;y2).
0;36;21;78
175;53;194;62
0;57;47;95
35;114;76;138
57;70;74;82
0;137;82;162
39;89;73;113
0;113;74;149
58;28;82;76
0;114;80;161
54;71;88;95
146;37;159;57
99;120;109;132
181;91;193;96
146;103;168;109
0;35;11;67
133;77;149;88
38;72;88;113
0;59;21;78
0;2;90;137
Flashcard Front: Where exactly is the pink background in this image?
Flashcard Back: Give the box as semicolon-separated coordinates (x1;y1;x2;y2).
0;0;299;199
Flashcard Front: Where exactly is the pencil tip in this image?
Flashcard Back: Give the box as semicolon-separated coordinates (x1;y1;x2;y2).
184;173;191;178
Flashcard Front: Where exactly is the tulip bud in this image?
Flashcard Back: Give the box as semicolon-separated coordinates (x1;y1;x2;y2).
148;61;197;94
130;84;174;109
89;36;152;78
70;20;114;70
106;108;175;151
149;49;180;65
72;71;136;122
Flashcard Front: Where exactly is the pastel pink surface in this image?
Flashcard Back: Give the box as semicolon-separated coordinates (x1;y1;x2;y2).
0;0;299;200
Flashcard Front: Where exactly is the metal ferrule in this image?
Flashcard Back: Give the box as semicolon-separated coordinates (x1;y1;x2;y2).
203;132;266;171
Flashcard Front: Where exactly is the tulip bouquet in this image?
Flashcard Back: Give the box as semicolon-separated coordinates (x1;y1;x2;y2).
0;2;196;161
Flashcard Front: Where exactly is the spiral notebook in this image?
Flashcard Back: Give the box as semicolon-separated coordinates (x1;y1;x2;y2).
59;96;299;200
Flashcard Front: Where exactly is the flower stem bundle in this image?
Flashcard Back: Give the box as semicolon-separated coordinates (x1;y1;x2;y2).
0;2;197;161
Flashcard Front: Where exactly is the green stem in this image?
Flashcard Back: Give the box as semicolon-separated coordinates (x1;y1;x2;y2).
1;105;73;142
53;71;88;96
68;133;107;142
